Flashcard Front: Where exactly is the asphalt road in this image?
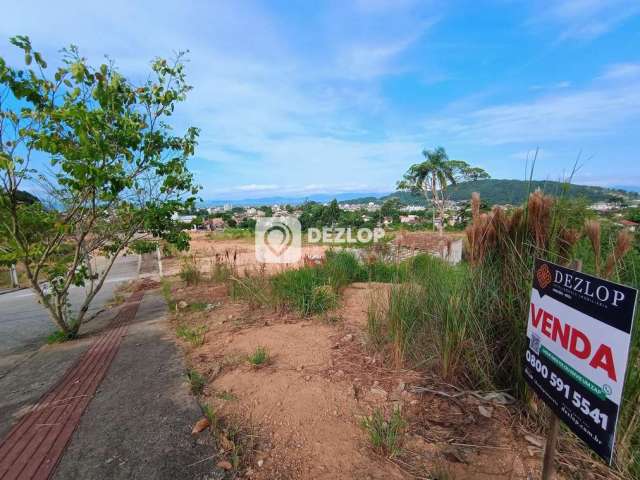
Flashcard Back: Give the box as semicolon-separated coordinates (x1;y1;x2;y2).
0;254;140;358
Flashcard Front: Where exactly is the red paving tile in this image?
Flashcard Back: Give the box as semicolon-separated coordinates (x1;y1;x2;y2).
0;290;145;480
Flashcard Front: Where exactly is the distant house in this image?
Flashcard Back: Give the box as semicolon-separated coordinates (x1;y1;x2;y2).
400;215;419;225
620;219;639;232
171;213;196;225
401;205;426;212
589;202;618;212
203;217;225;231
233;213;247;223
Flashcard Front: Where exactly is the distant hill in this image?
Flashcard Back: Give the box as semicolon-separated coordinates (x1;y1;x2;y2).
202;180;638;208
16;190;39;204
349;180;639;206
0;190;39;204
203;192;385;207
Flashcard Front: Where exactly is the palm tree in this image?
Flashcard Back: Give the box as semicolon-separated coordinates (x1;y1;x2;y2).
397;147;489;233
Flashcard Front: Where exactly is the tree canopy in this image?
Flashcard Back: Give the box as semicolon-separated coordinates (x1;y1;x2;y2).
0;36;199;335
397;146;489;231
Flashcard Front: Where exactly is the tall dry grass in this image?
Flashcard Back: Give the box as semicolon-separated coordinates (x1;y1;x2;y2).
370;188;639;477
463;190;639;477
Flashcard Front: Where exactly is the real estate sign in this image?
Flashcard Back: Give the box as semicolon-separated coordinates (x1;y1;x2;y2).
524;258;638;464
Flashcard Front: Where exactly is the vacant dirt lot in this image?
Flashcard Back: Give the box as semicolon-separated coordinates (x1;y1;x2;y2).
168;273;544;479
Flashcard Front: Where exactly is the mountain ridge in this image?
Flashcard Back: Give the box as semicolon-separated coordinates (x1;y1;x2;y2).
202;180;639;207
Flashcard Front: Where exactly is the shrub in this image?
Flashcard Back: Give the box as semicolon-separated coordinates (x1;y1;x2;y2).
270;250;364;315
129;239;157;255
271;267;328;315
367;296;387;349
230;274;271;308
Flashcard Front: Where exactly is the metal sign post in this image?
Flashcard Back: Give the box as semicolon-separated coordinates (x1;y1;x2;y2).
540;260;581;480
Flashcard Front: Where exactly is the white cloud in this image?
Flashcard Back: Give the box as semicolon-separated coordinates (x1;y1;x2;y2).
530;0;640;39
600;63;640;80
530;81;571;91
424;64;640;145
234;184;279;192
510;149;547;161
0;0;434;197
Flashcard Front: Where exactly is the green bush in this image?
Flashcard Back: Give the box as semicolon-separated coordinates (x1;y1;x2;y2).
129;239;157;255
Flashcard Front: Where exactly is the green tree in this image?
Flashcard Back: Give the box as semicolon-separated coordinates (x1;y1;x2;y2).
626;208;640;223
380;198;401;218
0;36;199;336
322;199;340;226
397;146;489;233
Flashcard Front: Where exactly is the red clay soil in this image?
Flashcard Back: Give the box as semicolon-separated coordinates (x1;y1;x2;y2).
0;290;145;480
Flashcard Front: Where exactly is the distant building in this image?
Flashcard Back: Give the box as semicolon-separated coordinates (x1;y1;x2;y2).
620;219;639;232
171;213;196;224
203;217;225;231
401;205;426;212
589;202;618;212
400;215;419;224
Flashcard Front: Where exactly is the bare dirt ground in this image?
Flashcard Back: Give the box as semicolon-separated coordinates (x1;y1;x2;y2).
168;260;545;479
162;232;327;278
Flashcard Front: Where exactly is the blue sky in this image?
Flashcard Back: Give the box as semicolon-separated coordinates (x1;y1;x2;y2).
2;0;640;200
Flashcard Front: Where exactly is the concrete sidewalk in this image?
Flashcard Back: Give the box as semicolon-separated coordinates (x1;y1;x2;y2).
0;289;218;480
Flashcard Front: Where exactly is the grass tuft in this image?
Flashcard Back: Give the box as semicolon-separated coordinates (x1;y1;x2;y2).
46;329;77;344
202;403;217;430
176;323;207;346
187;369;206;395
179;255;202;286
247;346;269;366
360;407;406;457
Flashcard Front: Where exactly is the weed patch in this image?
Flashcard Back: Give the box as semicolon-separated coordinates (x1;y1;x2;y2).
202;403;218;430
216;390;238;401
180;255;202;286
187;369;206;395
46;329;77;344
176;323;207;346
247;346;269;366
160;279;176;310
360;407;406;457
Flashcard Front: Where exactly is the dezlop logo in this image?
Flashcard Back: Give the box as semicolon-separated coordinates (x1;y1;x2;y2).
255;217;302;264
536;263;552;289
